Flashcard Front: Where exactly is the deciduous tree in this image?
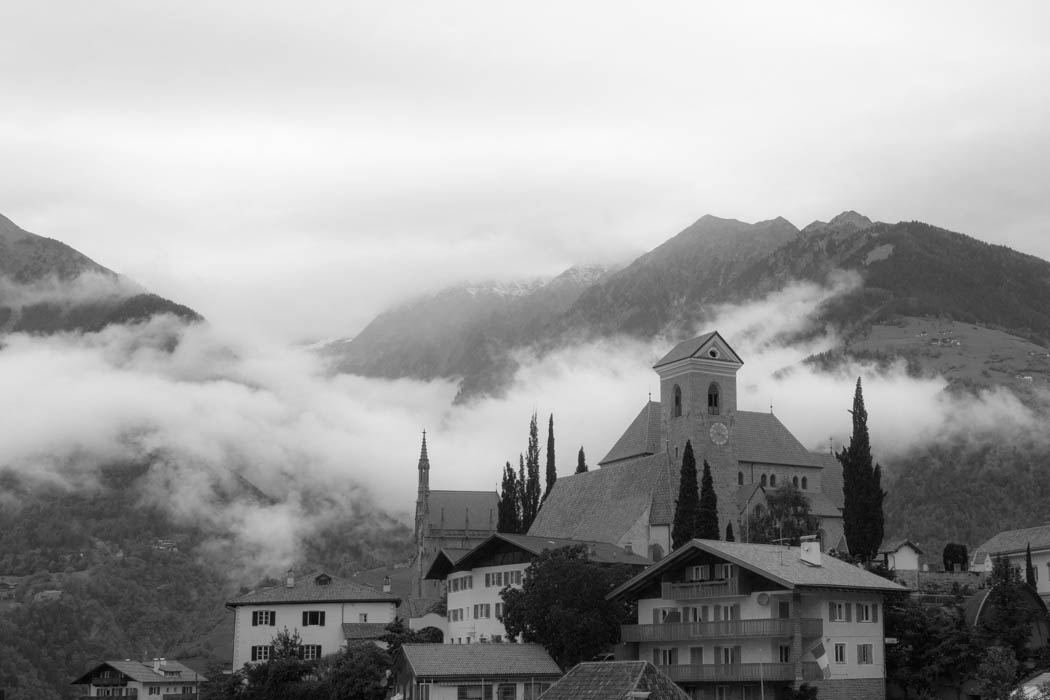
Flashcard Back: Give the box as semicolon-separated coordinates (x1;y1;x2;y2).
745;483;817;545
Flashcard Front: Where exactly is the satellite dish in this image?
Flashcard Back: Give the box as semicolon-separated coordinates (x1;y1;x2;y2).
757;593;770;606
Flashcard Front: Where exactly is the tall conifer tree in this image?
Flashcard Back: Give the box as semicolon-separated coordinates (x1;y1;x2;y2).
698;458;720;540
517;454;528;530
1026;543;1037;588
544;414;557;500
672;440;700;550
576;446;588;474
838;377;885;560
521;414;542;531
498;461;521;533
725;522;735;542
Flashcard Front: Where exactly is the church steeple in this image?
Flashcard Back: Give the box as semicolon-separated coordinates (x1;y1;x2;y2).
414;430;431;597
417;430;430;498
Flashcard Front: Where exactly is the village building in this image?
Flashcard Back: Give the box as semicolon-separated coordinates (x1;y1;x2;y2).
608;538;904;700
413;432;498;598
972;524;1050;605
225;570;399;669
529;332;847;559
878;540;923;572
537;660;692;700
392;643;562;700
71;659;206;698
424;533;649;644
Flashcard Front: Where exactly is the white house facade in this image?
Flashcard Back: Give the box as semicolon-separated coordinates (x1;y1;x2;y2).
610;538;904;700
392;643;561;700
226;571;399;669
72;659;206;698
973;524;1050;605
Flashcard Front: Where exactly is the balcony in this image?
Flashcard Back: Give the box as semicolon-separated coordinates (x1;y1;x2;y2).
658;662;823;683
661;580;739;600
163;695;197;700
621;618;823;642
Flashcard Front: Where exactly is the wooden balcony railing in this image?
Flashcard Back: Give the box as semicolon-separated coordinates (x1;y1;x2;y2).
621;617;823;642
661;579;739;600
658;662;822;683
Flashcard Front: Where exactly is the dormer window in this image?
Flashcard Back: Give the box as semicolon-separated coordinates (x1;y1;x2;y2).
707;383;720;415
673;385;682;418
315;574;331;586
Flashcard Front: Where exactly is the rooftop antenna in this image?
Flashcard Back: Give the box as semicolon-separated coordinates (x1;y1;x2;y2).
769;400;773;415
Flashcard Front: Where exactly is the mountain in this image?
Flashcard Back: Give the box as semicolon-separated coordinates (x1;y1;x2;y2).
0;213;202;333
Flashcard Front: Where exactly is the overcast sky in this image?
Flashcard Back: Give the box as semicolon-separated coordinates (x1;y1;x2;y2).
2;1;1049;342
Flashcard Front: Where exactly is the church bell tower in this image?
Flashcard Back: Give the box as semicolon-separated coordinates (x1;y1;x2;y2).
413;431;430;596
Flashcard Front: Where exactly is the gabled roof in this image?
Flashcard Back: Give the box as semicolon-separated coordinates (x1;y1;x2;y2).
733;411;825;468
434;533;649;578
400;643;562;680
538;661;690;700
609;540;905;600
973;524;1050;568
653;331;743;369
72;660;206;686
423;547;474;580
227;571;400;607
427;490;498;532
599;401;663;466
879;539;923;555
342;622;391;640
528;454;671;545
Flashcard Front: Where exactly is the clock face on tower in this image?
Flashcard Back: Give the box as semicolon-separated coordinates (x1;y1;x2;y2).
710;422;729;445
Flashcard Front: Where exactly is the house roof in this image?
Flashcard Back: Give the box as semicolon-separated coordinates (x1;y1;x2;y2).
609;540;906;600
423;547;477;580
972;524;1050;568
342;622;391;640
226;571;400;607
403;596;444;619
72;660;206;686
538;661;690;700
436;533;650;577
653;332;742;369
400;643;562;680
599;401;663;466
427;490;498;532
814;451;845;511
733;412;825;468
879;539;924;555
528;454;671;546
963;584;1050;629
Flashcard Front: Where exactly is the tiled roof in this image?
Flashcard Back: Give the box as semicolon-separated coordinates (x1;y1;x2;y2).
403;597;444;618
400;643;562;679
599;402;663;466
227;571;399;607
610;540;906;599
538;661;690;700
342;622;391;640
972;524;1050;568
879;539;923;555
529;454;671;545
653;332;720;368
814;451;845;511
805;490;843;518
448;533;650;574
427;490;498;532
72;660;206;685
733;412;825;467
423;547;475;580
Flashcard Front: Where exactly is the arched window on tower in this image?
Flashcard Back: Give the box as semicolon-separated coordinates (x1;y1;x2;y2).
760;474;767;487
770;474;777;487
738;471;744;485
801;476;808;490
707;383;720;415
792;476;799;488
673;385;682;418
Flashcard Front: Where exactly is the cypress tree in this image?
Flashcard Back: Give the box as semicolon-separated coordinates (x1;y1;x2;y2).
672;440;700;550
725;522;735;542
498;461;521;533
576;446;588;474
698;458;720;540
521;414;542;531
1026;543;1037;588
544;414;556;500
838;377;884;561
517;454;528;530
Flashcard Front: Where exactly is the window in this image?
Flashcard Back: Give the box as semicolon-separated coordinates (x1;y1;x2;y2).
792;476;799;488
474;603;491;618
801;476;808;490
252;610;276;626
690;565;710;581
485;572;504;587
251;645;272;662
148;689;160;697
508;570;523;586
779;645;791;663
302;610;325;626
495;603;503;619
828;602;850;622
834;644;846;664
653;648;678;665
738;471;744;485
770;474;777;487
760;474;767;487
715;646;740;664
778;601;790;619
690;647;703;664
457;684;493;700
858;644;873;664
418;685;431;700
492;634;503;643
715;687;730;700
707;383;720;415
315;574;331;586
359;613;368;622
673;385;682;417
522;683;551;700
857;603;871;622
301;645;322;661
715;563;735;579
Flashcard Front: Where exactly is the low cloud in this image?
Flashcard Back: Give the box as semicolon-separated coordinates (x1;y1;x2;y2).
0;271;142;310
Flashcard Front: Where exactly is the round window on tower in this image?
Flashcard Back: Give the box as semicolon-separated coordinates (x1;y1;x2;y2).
709;349;719;358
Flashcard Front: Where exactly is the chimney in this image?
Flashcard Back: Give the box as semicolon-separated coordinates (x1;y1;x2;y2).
153;658;160;673
382;576;391;594
286;570;295;588
624;543;633;555
160;658;166;668
800;536;821;567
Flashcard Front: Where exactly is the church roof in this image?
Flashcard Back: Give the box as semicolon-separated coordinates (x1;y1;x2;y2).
653;331;742;368
733;411;825;467
427;490;498;532
599;401;663;466
529;454;672;545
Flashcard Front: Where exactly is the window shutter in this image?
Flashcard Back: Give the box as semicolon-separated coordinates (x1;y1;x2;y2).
252;611;258;626
302;611;309;626
873;604;879;623
714;646;723;665
320;611;326;626
828;602;835;620
270;610;276;626
845;604;852;622
733;646;741;664
652;649;660;665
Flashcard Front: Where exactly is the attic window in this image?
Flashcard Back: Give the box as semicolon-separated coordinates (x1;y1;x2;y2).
315;574;332;586
709;349;719;359
707;383;720;415
673;385;682;418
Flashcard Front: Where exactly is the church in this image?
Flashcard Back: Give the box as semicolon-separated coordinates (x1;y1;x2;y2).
528;331;847;559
